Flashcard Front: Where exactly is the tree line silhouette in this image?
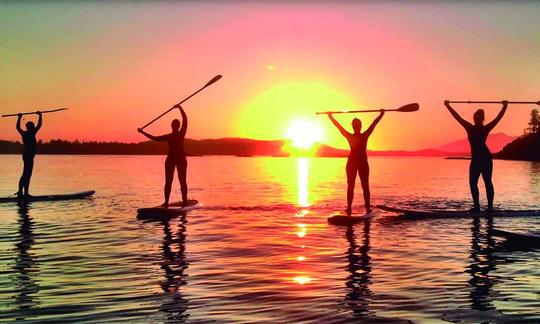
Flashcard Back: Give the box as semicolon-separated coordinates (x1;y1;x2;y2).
0;138;288;156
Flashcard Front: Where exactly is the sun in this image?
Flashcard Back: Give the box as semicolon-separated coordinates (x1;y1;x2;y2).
236;81;355;146
286;119;322;149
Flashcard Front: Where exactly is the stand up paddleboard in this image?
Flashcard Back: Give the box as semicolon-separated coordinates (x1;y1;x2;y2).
377;205;540;219
0;190;95;203
492;229;540;247
328;209;381;226
137;199;201;219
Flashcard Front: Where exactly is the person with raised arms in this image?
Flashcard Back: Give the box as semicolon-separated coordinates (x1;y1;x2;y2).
16;111;42;199
327;110;384;215
444;100;508;212
138;105;189;207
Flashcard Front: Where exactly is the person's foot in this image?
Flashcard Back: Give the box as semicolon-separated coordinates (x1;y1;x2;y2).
160;202;169;208
468;207;481;213
16;191;23;199
486;206;494;213
366;208;373;215
344;208;352;215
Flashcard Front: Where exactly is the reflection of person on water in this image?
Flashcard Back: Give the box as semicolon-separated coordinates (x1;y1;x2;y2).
16;112;42;199
468;215;496;311
327;110;384;214
12;204;40;317
344;221;372;316
159;216;189;320
444;100;508;212
138;105;189;207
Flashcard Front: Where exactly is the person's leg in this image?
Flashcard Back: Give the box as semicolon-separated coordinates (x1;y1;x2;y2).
346;160;356;214
177;156;188;205
18;156;25;196
359;163;371;214
23;157;34;196
482;158;494;211
469;160;481;211
163;157;175;207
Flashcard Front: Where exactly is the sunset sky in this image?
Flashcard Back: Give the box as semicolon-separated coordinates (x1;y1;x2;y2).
1;1;539;150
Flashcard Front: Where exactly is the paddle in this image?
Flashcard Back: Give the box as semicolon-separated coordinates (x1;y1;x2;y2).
316;103;419;115
447;100;540;105
140;74;222;130
2;108;68;117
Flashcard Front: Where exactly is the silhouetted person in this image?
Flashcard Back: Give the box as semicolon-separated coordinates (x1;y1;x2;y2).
16;112;42;199
138;105;188;207
327;110;384;214
444;100;508;212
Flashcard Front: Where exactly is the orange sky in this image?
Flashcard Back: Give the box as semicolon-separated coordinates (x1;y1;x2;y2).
1;1;539;150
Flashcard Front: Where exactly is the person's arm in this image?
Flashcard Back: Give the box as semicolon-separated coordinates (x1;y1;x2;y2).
485;100;508;132
16;113;23;134
363;109;385;137
137;128;165;141
328;113;350;138
35;111;43;132
178;105;187;138
444;100;471;129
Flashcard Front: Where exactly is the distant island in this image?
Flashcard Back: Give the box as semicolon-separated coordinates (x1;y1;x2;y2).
493;108;540;161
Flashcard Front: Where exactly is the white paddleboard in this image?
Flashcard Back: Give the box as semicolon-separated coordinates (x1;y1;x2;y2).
328;209;381;226
137;199;201;218
377;205;540;219
0;190;95;204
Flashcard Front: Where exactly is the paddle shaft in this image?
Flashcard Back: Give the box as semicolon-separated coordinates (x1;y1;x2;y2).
448;100;539;104
140;76;221;130
317;108;403;115
2;108;68;117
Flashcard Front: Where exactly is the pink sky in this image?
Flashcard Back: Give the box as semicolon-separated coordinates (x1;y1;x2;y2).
1;1;539;150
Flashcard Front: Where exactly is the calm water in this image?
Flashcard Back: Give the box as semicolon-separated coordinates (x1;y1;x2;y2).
0;155;539;323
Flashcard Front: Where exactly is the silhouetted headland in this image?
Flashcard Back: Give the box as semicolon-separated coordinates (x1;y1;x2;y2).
493;108;540;161
494;133;540;161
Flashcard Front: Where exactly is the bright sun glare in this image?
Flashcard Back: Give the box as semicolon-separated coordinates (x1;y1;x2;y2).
286;120;322;149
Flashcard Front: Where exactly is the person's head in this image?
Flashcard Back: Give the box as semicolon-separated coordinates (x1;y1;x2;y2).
352;118;362;133
26;121;35;131
171;119;181;131
473;109;484;125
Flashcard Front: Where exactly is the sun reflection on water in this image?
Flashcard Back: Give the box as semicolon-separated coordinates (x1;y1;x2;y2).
293;276;312;285
289;158;317;285
297;158;310;207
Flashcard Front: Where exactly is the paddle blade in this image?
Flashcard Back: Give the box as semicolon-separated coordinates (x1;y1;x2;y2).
396;103;419;112
204;74;222;88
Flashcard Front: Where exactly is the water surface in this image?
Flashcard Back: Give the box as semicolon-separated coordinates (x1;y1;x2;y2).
0;155;539;322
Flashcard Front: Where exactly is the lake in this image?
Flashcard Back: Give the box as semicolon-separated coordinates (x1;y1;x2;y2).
0;155;539;322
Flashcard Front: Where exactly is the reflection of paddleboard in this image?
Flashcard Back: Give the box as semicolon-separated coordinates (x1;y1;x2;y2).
377;205;540;219
492;229;540;246
137;199;201;218
328;209;381;226
0;190;95;203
